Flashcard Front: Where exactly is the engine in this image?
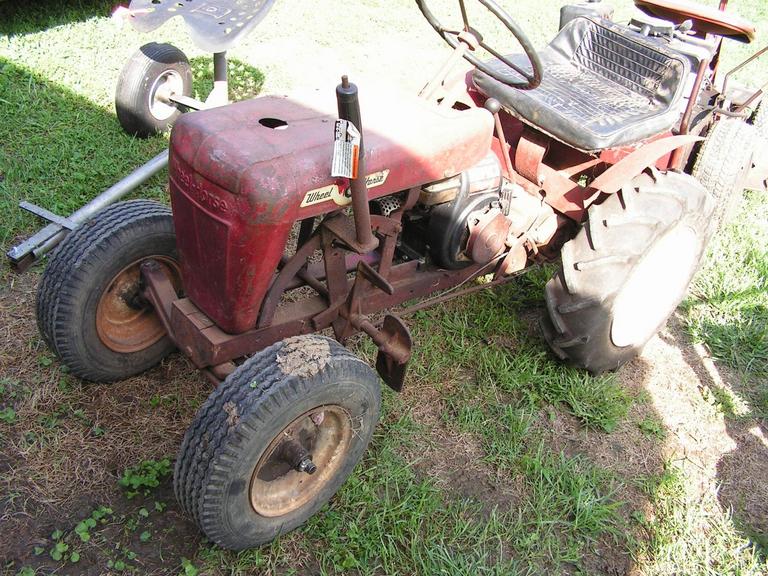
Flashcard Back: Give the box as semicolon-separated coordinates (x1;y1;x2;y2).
389;153;560;273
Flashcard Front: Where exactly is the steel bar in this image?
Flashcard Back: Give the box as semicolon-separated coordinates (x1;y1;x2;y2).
19;202;77;230
168;94;208;111
336;76;378;252
671;59;709;170
722;44;768;105
7;150;169;267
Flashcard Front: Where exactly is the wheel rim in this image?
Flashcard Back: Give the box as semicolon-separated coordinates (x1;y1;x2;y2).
611;224;700;348
148;69;184;121
250;406;352;518
96;256;180;353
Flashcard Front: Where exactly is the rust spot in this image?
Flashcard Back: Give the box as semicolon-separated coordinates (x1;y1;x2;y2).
276;336;331;379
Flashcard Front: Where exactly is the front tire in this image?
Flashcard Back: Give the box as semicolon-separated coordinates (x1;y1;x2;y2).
173;335;381;550
541;170;713;374
36;200;181;381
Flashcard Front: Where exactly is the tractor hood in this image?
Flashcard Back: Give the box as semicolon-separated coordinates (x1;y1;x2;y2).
168;87;493;334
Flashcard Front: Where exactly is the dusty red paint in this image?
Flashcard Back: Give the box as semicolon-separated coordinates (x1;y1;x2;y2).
169;90;493;333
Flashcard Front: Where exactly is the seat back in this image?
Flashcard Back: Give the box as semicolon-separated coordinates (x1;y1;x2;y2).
554;17;687;108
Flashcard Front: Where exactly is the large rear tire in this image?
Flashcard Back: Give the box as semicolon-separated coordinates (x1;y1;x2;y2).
692;117;756;230
173;335;381;550
36;200;181;381
541;170;713;374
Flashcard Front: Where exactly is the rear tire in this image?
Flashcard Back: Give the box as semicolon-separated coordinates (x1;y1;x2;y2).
541;170;713;374
173;335;381;550
751;102;767;138
692;117;756;230
36;200;180;381
115;43;192;138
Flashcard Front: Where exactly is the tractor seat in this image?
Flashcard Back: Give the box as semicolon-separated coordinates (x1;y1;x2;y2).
472;17;690;152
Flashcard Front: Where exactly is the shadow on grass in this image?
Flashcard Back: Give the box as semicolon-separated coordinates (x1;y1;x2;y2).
0;55;265;254
0;0;115;35
659;320;768;560
0;55;265;574
0;57;169;253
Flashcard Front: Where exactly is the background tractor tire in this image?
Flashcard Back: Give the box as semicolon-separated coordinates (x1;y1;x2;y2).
36;200;180;381
541;170;713;374
692;117;757;230
173;335;381;550
115;42;192;138
751;102;767;139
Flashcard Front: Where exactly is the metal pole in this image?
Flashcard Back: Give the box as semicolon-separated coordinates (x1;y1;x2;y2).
205;52;229;108
336;76;378;252
7;150;168;267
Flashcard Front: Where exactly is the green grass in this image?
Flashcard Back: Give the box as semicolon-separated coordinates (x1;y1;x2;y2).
635;463;767;576
683;188;768;419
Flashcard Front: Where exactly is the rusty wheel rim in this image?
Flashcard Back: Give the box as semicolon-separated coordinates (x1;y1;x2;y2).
95;256;180;353
250;405;352;518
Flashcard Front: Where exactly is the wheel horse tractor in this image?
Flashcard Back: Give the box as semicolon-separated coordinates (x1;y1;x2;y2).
13;0;768;551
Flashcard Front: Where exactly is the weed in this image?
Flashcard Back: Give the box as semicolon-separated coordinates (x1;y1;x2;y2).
0;406;16;424
49;540;68;561
180;557;199;576
637;416;667;440
119;458;172;498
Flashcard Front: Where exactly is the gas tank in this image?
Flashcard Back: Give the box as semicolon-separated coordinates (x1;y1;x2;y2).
169;88;493;333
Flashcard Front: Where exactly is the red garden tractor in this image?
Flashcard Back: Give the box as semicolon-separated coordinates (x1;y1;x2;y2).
30;0;767;550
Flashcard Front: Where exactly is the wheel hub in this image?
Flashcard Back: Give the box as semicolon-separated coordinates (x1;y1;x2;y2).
95;256;180;354
249;405;352;518
149;69;184;121
611;224;700;348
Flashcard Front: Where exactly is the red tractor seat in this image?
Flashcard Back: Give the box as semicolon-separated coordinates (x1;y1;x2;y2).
472;17;690;153
635;0;756;43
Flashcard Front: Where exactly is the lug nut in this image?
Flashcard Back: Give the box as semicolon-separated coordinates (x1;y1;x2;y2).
297;457;317;475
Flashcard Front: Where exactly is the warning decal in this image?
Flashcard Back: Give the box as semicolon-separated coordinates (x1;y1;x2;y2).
331;119;361;179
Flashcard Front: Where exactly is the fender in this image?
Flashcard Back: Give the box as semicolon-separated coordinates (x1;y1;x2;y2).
588;134;703;199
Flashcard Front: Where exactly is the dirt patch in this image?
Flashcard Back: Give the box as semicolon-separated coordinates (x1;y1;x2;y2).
276;335;332;379
396;377;526;516
0;272;209;573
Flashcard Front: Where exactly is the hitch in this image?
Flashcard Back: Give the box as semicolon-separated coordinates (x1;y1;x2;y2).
337;260;413;392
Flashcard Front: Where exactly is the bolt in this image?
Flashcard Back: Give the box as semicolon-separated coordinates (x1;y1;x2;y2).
297;457;317;475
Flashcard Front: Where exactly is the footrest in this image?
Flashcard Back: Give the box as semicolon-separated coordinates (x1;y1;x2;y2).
123;0;276;52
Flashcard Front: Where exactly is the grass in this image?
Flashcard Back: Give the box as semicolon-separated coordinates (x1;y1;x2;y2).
683;188;768;419
1;1;767;575
634;462;767;576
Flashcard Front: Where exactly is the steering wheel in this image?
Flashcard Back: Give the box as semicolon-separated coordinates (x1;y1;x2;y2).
417;0;543;90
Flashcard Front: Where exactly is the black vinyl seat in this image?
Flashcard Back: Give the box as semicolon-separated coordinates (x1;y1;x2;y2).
472;17;690;152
